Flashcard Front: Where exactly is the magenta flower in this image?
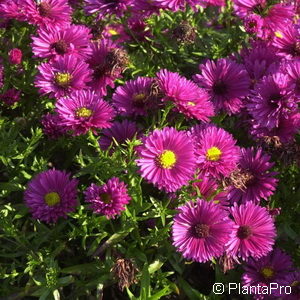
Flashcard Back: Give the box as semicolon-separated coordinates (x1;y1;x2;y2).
35;55;92;99
84;177;131;219
227;147;278;204
88;39;128;96
194;58;250;114
190;124;240;178
153;0;185;11
112;77;157;117
84;0;132;18
276;270;300;299
41;113;68;139
156;69;214;122
55;90;115;136
285;60;300;96
242;248;292;290
0;0;27;22
136;127;196;192
172;199;234;263
226;202;276;260
22;0;72;29
99;120;139;151
8;48;22;65
24;169;78;223
247;72;298;130
31;24;92;60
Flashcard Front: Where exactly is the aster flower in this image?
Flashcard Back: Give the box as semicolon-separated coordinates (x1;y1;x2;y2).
285;60;300;96
22;0;72;29
194;58;250;114
273;24;300;59
0;0;27;22
190;124;240;178
55;90;115;136
242;248;292;292
196;0;225;7
246;72;298;130
84;177;131;219
88;39;129;96
0;88;21;106
242;14;263;35
131;0;160;16
249;112;300;144
157;69;214;121
99;120;139;151
226;202;276;260
136;127;196;192
192;175;229;208
8;48;22;65
31;24;92;60
153;0;185;11
35;55;92;99
84;0;131;18
24;169;78;223
41;113;68;139
172;199;234;263
276;270;300;299
226;147;278;204
112;77;157;117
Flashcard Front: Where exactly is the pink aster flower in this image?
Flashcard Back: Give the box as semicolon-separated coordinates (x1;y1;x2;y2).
84;177;131;219
157;69;214;122
194;58;250;114
35;55;92;99
0;0;27;22
31;24;92;60
242;248;292;293
190;124;240;178
22;0;72;29
55;90;115;136
24;169;78;223
196;0;225;7
172;199;234;263
84;0;132;18
227;147;278;204
226;202;276;260
8;48;22;65
99;120;139;151
88;39;129;96
273;24;300;59
0;88;21;106
112;77;157;117
153;0;186;11
285;60;300;96
246;72;298;130
136;127;196;192
41;113;68;139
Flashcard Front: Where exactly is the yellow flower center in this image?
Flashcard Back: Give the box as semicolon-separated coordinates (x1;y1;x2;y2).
108;29;118;35
158;150;177;169
187;101;196;106
100;193;112;204
44;192;60;206
291;281;300;287
76;107;92;118
54;72;72;87
274;31;283;38
133;93;146;102
260;267;274;279
206;146;222;161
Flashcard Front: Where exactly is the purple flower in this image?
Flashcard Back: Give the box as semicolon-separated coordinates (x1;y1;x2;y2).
41;113;68;139
285;59;300;96
112;77;156;117
84;177;131;219
190;124;240;178
35;55;92;99
136;127;196;192
31;24;92;60
22;0;72;29
227;147;278;204
242;248;292;291
0;88;21;106
24;169;78;223
55;90;115;136
88;39;129;96
153;0;185;11
226;202;276;260
247;72;298;130
194;58;250;114
277;270;300;299
99;120;139;151
156;69;214;122
172;199;234;263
